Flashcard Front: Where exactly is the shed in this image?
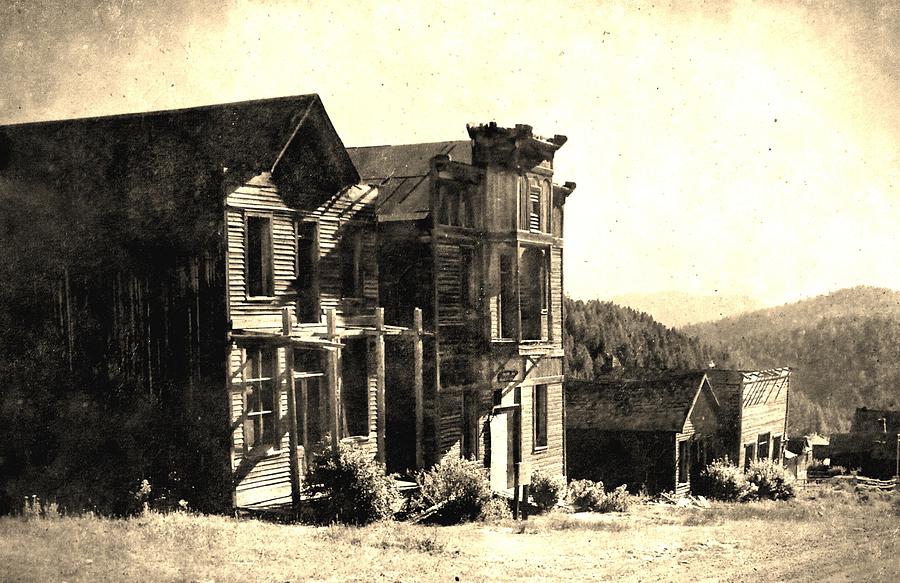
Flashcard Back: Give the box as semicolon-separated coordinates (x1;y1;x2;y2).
566;372;721;495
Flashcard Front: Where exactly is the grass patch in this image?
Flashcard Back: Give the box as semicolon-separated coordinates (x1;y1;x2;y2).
514;512;630;534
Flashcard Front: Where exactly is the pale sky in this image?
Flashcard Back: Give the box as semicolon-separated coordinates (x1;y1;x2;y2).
2;0;899;307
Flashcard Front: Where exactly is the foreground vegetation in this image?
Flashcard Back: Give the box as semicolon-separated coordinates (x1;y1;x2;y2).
2;483;897;582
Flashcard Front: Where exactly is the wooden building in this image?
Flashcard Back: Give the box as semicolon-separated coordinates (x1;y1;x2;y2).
819;407;900;478
566;372;721;495
349;123;575;491
0;97;574;511
706;368;791;469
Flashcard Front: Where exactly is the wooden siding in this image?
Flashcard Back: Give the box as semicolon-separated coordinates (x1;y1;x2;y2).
738;372;789;467
226;174;379;329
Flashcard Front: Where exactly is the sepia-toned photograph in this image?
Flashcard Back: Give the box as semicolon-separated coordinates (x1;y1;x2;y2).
1;1;898;581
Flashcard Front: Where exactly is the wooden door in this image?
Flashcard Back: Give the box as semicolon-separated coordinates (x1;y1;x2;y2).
490;406;519;491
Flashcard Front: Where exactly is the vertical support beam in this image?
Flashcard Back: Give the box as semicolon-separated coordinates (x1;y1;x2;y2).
326;308;341;456
64;267;74;372
375;307;386;464
240;347;250;457
282;309;301;514
413;308;424;469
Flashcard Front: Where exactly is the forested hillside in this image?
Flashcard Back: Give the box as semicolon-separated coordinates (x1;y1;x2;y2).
563;297;731;379
684;287;900;435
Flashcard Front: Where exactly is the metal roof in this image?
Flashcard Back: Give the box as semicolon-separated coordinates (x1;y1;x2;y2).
346;140;471;216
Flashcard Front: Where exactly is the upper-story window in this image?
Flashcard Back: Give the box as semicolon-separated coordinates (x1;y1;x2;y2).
518;176;551;233
246;214;274;298
438;183;474;228
295;221;320;322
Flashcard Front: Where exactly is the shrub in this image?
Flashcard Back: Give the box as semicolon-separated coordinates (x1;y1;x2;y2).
478;495;512;523
530;470;566;512
416;456;492;524
597;484;631;512
745;460;796;501
696;459;756;502
567;479;607;512
306;445;400;525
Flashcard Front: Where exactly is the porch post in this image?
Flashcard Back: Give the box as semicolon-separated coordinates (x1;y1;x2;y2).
282;309;301;513
326;308;341;456
413;307;424;469
375;307;386;464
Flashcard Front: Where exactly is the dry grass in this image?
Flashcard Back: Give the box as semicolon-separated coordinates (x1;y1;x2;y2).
1;485;898;582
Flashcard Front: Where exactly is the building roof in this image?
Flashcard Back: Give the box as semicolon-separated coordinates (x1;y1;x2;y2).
566;371;716;432
346;140;471;216
852;407;900;434
0;94;360;198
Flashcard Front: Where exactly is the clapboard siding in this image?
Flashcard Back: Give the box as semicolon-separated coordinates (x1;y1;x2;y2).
550;246;563;344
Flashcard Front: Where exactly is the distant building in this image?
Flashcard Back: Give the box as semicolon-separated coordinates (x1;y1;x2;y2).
566;372;722;495
820;407;900;478
706;368;791;469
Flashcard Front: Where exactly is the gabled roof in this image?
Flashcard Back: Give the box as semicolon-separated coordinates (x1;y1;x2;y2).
567;371;716;432
0;94;359;198
346;140;471;216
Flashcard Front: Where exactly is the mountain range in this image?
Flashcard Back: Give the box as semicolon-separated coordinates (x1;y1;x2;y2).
610;291;764;328
566;287;900;436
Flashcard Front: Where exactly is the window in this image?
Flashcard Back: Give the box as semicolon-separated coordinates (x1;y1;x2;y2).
295;222;319;322
744;443;756;469
541;180;551;233
340;339;369;437
295;349;325;446
460;247;477;311
534;384;548;449
529;179;541;231
246;215;274;297
245;347;278;451
758;432;771;460
520;247;547;340
498;253;517;339
678;440;689;483
341;230;363;299
438;183;474;227
772;435;782;463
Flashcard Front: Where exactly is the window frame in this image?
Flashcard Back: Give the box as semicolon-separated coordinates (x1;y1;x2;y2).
678;439;689;484
243;346;280;454
533;384;548;451
757;432;771;461
245;212;275;299
295;220;320;323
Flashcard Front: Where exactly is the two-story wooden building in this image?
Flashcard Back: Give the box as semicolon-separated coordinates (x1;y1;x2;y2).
349;123;575;491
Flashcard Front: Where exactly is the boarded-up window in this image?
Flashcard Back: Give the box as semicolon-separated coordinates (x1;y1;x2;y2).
246;215;273;297
534;384;548;449
295;222;319;322
341;230;363;299
518;176;529;229
529;180;542;231
341;339;369;437
245;347;278;450
499;253;517;339
678;440;689;483
758;432;771;460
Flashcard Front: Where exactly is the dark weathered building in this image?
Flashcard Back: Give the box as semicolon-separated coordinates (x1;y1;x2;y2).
819;407;900;478
0;97;574;512
566;372;721;495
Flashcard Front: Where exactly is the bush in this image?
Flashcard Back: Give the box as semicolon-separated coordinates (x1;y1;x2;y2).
478;495;511;523
416;456;492;524
566;479;628;512
530;470;565;512
745;460;796;501
696;459;757;502
306;445;400;525
598;484;631;512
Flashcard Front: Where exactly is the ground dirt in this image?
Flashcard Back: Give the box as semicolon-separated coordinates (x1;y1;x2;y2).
1;484;897;582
